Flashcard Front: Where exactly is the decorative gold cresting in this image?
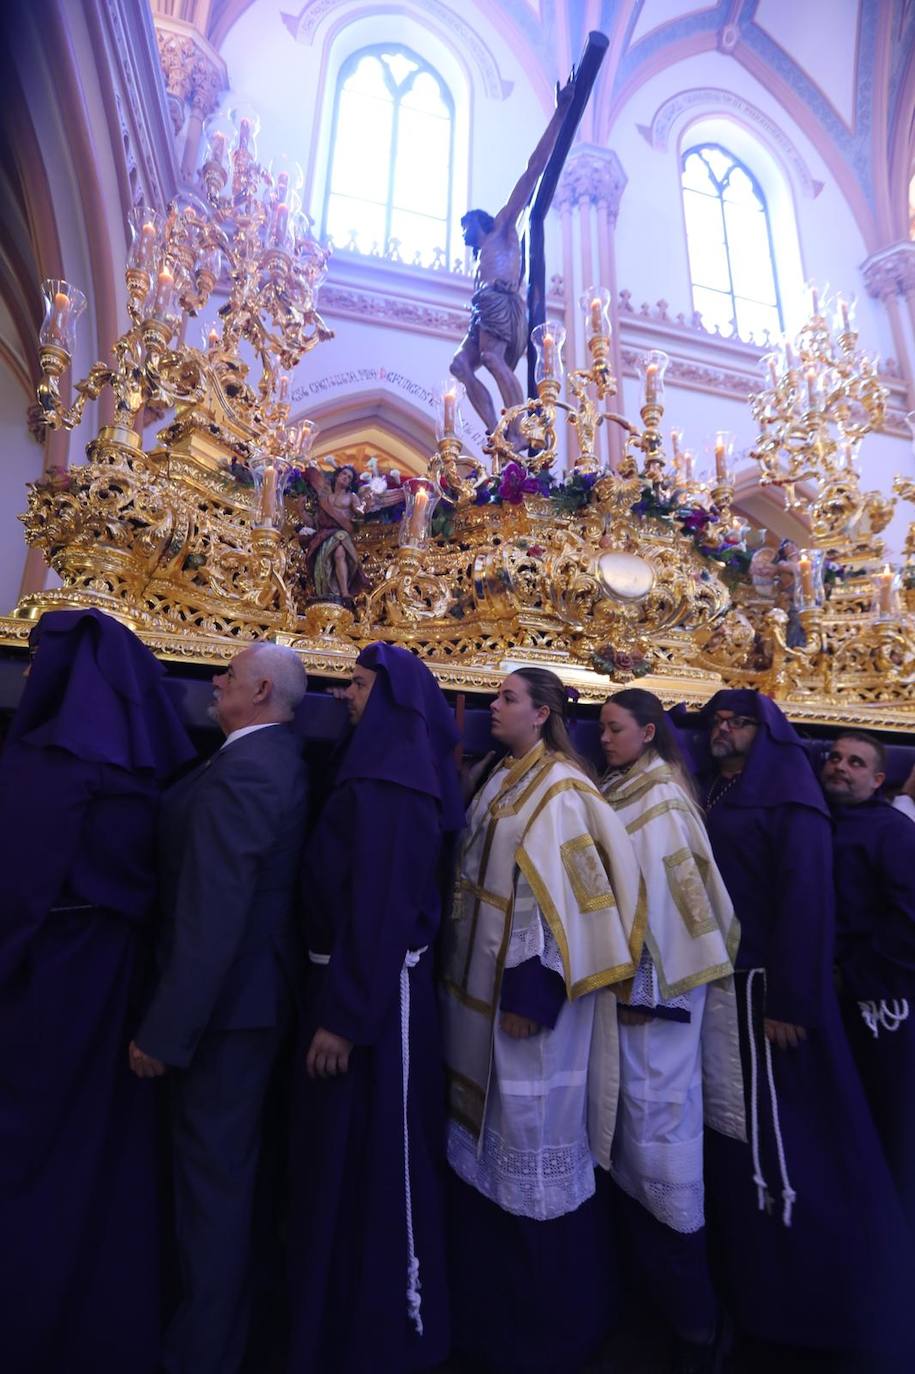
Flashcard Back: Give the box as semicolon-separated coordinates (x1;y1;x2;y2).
6;151;915;728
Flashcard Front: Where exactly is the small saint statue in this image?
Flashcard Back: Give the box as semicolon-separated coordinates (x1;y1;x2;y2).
299;463;403;602
450;78;575;435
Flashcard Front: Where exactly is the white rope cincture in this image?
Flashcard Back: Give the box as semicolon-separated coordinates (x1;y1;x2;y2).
401;946;428;1338
762;1017;797;1227
745;969;769;1215
858;998;910;1039
309;944;428;1334
746;968;797;1227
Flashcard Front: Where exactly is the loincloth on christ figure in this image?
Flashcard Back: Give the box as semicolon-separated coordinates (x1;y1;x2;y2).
468;279;528;368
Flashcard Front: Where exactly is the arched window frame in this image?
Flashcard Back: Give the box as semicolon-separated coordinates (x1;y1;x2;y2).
322;43;456;265
680;140;785;342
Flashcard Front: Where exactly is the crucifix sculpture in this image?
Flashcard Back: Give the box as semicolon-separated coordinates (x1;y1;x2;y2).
449;32;609;437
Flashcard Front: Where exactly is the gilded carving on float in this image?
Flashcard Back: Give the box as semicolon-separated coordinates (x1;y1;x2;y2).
6;113;915;727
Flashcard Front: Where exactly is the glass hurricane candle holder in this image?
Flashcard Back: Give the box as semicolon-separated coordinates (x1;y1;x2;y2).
434;379;466;440
794;548;826;612
202;112;233;170
871;564;900;622
400;475;440;549
711;430;736;483
229;104;261;159
197;245;222;285
250;454;292;529
531;321;566;386
288;418;318;461
833;293;856;335
580;286;611;341
637;349;669;408
268;154;304;208
39;279;87;355
127;208;163;274
805;279;830;322
144;265;181;328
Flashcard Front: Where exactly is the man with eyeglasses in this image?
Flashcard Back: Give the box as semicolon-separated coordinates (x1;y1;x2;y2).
692;690;913;1368
821;731;915;1232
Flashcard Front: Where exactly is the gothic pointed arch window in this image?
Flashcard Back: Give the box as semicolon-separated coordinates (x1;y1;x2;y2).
681;143;783;341
323;45;454;266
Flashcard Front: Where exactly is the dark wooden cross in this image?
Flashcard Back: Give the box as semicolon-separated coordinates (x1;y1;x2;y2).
524;31;609;399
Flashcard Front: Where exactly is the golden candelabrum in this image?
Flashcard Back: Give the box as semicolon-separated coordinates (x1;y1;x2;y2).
18;106;333;642
694;286;915;720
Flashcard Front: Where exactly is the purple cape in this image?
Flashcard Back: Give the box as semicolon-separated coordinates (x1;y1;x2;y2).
0;610;195;1373
286;647;453;1372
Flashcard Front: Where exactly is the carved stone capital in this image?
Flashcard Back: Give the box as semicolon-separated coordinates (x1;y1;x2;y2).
156;31;195;102
554;147;627;223
861;242;915;300
190;61;224;119
154;20;226;123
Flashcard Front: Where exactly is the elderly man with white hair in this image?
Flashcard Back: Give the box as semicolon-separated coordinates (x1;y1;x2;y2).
131;640;309;1374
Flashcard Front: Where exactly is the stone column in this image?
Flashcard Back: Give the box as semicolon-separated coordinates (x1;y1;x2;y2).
861;241;915;410
554;147;628;468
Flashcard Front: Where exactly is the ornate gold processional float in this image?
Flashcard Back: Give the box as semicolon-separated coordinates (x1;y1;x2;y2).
4;108;915;730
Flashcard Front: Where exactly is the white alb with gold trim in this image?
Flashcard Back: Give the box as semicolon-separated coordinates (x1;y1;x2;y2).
442;742;645;1217
601;751;746;1231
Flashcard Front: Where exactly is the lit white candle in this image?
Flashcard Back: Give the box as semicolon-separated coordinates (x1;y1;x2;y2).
715;438;727;481
541;332;556;378
799;554;814;601
410;484;429;540
443;389;456;434
154;267;175;315
878;565;894;616
52;290;69;333
644;363;658;403
272;202;289;246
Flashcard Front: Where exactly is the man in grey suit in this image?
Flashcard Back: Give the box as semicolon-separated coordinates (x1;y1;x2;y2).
130;641;309;1374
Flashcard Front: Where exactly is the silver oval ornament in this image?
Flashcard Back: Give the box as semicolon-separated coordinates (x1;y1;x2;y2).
597;550;655;602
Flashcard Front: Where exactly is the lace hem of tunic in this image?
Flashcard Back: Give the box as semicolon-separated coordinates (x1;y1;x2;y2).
447;1121;595;1222
610;1155;705;1234
629;945;690;1014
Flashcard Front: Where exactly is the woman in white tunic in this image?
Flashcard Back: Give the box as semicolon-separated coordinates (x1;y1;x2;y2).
599;688;744;1374
442;667;643;1374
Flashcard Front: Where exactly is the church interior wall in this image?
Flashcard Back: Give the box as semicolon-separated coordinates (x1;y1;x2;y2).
0;0;913;616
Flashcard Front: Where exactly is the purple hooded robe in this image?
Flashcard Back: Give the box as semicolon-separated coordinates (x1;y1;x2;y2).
0;609;195;1374
689;690;914;1361
286;643;461;1374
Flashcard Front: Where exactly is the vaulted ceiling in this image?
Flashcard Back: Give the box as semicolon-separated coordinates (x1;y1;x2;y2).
193;0;915;246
